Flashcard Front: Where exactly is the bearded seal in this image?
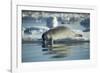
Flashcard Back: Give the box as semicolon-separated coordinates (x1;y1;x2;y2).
42;26;83;48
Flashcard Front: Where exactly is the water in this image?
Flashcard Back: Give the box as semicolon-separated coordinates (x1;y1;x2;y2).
22;42;90;62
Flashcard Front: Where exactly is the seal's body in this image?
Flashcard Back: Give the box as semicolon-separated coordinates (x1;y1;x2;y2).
42;26;82;48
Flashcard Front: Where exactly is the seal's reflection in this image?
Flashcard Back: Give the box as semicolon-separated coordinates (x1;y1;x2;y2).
42;44;73;58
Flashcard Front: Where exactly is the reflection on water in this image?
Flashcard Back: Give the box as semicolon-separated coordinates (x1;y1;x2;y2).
22;42;90;62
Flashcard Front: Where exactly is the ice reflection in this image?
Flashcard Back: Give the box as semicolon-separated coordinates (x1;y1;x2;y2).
42;42;89;59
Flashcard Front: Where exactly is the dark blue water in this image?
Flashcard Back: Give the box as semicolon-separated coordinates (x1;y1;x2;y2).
22;42;90;62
